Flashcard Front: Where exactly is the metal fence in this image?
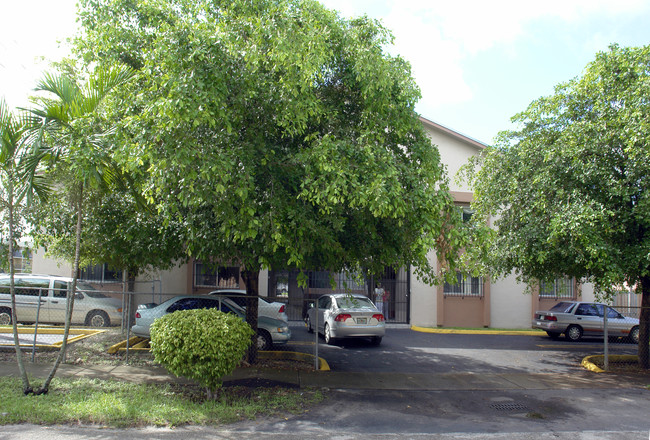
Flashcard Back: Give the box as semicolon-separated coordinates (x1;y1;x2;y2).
598;305;649;372
1;288;395;370
3;284;648;373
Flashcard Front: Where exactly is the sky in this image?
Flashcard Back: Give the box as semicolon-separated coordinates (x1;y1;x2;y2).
1;0;650;145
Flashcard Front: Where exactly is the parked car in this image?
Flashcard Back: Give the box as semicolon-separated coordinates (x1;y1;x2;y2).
208;289;288;322
305;293;385;345
0;274;122;327
532;301;640;343
131;295;291;350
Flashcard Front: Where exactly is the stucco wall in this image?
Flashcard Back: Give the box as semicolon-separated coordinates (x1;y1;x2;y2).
31;248;71;277
409;249;438;327
490;273;531;328
422;121;482;193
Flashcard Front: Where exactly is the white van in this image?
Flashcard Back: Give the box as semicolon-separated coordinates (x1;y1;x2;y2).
0;274;123;327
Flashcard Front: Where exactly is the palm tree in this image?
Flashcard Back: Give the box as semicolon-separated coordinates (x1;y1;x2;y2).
25;64;134;395
0;99;44;394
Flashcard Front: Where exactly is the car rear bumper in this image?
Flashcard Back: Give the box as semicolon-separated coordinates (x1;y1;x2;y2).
531;320;560;332
130;325;150;338
330;324;386;338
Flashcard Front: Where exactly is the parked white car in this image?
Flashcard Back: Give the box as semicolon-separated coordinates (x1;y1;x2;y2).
208;289;288;322
305;293;385;345
0;274;123;327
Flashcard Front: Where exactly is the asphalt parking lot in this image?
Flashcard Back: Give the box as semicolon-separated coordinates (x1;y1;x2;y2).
286;324;639;374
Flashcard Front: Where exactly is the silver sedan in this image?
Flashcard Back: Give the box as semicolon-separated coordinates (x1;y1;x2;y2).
532;301;639;343
132;295;291;350
305;293;385;345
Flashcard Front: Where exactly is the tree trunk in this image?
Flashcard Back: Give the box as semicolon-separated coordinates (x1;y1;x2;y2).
241;268;260;364
639;276;650;369
37;184;84;394
7;182;32;394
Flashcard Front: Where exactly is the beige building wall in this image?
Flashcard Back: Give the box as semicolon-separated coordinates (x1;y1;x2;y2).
31;249;71;277
410;249;439;327
490;274;530;328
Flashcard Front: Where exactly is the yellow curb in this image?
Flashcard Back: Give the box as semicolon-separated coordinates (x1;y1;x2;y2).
581;354;640;373
107;336;151;354
0;326;106;348
411;325;543;336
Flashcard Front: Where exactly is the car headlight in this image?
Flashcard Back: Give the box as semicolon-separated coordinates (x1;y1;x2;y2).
277;326;289;333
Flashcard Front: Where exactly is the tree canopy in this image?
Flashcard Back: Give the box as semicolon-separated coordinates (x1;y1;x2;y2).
75;0;466;283
464;44;650;367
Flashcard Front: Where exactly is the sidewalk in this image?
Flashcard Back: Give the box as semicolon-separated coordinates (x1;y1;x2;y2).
0;360;647;391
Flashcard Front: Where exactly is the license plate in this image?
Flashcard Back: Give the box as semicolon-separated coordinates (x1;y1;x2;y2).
356;318;367;324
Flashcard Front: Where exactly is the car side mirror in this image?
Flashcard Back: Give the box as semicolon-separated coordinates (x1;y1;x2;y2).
75;293;84;300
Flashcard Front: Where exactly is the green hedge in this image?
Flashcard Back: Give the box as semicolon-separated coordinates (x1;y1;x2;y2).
150;308;254;397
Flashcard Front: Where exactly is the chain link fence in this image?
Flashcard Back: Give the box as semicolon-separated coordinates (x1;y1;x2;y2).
1;284;392;370
598;305;649;372
4;280;648;372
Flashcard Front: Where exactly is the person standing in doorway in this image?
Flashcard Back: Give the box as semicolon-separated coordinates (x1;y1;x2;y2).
374;284;385;314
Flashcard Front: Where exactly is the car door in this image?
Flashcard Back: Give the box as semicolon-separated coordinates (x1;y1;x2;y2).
574;303;602;337
317;295;332;333
47;280;71;324
12;276;51;323
596;304;629;337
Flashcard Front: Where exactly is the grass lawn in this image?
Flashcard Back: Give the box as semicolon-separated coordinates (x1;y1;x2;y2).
0;375;324;427
0;327;325;427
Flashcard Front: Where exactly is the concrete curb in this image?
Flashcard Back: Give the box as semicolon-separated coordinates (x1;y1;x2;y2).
581;354;640;373
411;325;543;336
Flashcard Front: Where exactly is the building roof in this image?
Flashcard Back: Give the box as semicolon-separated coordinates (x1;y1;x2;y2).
419;116;487;151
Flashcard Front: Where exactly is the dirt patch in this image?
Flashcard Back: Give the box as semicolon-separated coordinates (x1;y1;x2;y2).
0;327;315;372
589;358;650;375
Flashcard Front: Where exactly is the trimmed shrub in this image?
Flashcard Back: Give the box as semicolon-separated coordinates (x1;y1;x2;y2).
150;308;254;397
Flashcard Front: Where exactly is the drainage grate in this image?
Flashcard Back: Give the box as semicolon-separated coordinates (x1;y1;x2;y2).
490;403;530;411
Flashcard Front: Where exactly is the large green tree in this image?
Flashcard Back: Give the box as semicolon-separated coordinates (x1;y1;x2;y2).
464;44;650;368
76;0;467;361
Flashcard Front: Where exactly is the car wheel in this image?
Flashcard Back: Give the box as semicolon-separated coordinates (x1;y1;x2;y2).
629;326;640;344
86;310;110;327
257;330;273;351
565;325;583;342
546;331;561;340
371;336;382;346
324;323;336;345
0;307;12;325
306;316;313;333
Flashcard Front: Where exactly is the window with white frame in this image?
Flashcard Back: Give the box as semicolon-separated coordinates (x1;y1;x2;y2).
80;263;122;283
443;271;483;297
539;277;574;298
193;262;240;288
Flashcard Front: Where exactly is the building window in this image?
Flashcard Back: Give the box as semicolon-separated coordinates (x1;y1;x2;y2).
308;270;331;289
80;263;122;283
461;206;474;222
540;277;574;299
193;262;240;288
443;271;483;297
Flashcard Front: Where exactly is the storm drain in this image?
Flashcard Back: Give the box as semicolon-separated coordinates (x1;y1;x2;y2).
490;403;530;411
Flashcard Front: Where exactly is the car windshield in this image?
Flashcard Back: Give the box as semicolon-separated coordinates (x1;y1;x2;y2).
549;302;575;313
336;296;375;309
